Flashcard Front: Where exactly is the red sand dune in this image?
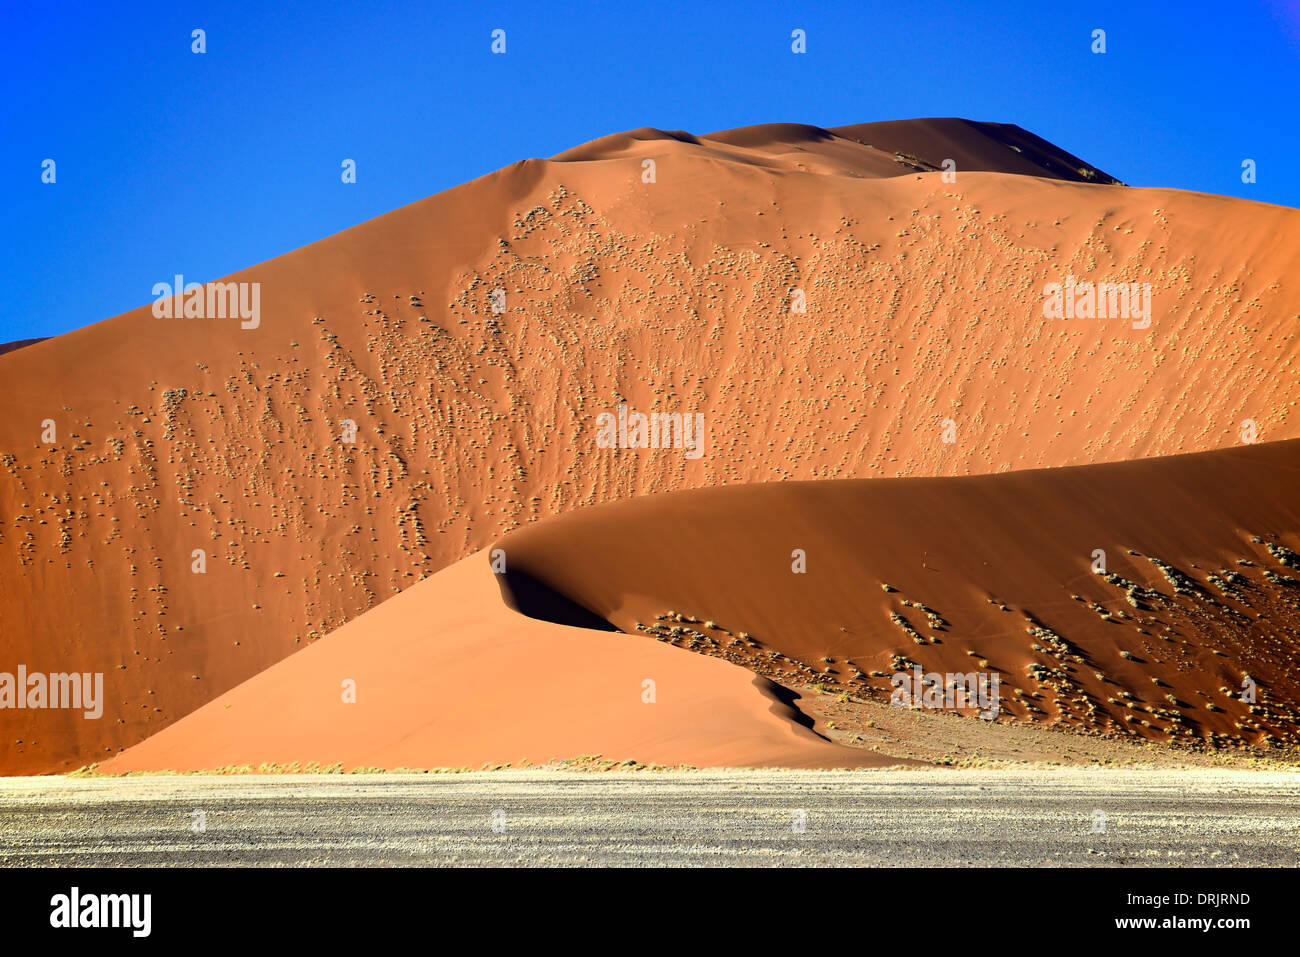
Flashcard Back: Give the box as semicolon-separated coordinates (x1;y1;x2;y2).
107;438;1300;771
4;119;1299;772
102;555;877;772
493;438;1300;750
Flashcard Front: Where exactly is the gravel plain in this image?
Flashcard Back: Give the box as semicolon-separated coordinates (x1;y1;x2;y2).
1;767;1298;867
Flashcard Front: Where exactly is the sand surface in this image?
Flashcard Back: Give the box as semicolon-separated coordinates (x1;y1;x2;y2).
101;555;881;773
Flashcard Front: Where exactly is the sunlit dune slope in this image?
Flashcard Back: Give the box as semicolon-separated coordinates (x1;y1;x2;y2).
101;555;883;773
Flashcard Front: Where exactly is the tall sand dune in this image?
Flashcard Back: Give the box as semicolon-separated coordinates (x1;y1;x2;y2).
3;119;1297;771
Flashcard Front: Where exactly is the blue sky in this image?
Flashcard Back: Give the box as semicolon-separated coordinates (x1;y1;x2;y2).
3;0;1298;341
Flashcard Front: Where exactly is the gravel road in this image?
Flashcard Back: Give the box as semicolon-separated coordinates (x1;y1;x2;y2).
2;768;1297;866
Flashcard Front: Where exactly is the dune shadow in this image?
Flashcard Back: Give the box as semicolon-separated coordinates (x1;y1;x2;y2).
752;677;828;740
496;566;619;632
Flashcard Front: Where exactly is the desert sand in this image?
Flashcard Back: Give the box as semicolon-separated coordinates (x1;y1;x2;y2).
101;554;878;773
104;437;1300;772
3;119;1298;773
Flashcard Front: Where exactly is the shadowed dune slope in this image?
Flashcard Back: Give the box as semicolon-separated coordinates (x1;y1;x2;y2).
553;118;1123;183
0;338;48;357
828;118;1125;183
102;555;881;773
497;439;1300;749
3;119;1298;771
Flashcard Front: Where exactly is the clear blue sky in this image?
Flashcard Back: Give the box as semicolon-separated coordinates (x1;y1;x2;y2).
3;0;1298;342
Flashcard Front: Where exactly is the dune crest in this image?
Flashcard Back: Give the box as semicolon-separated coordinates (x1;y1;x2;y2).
555;118;1124;183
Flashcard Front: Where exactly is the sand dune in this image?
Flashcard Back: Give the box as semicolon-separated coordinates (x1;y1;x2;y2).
496;438;1300;752
105;438;1300;771
3;118;1298;772
101;555;877;773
